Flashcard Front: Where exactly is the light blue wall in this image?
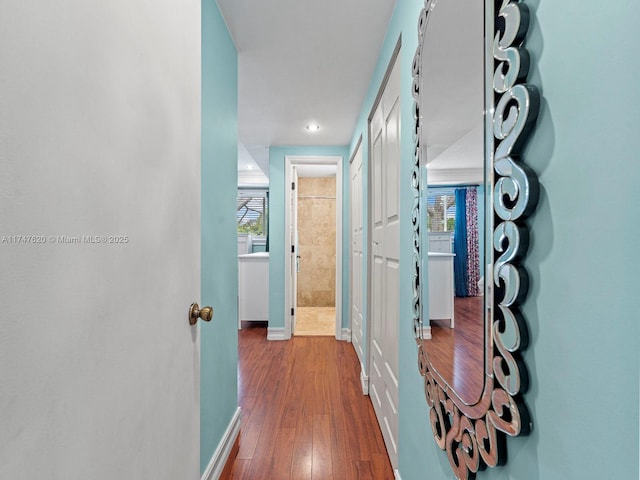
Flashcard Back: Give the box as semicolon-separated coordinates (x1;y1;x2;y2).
348;1;640;479
268;146;350;331
200;0;238;473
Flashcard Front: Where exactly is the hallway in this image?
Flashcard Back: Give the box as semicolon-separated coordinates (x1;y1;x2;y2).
221;326;394;479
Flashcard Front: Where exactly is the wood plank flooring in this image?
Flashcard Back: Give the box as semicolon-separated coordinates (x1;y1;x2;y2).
423;295;484;405
220;325;394;480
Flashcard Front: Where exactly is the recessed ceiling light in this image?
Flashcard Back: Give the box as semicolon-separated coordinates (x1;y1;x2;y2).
306;124;320;132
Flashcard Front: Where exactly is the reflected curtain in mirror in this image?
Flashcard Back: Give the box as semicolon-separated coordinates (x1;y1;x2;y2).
453;187;480;298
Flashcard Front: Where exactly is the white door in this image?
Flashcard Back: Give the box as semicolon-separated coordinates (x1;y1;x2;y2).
0;2;201;479
368;54;401;469
290;166;299;334
350;142;366;387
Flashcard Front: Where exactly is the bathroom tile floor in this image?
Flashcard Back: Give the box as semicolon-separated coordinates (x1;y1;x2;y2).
294;306;335;336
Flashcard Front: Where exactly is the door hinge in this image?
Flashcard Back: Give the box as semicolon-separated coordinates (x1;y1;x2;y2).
291;182;296;190
291;245;295;253
291;308;295;316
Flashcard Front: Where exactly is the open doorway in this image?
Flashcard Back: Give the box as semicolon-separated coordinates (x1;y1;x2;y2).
284;156;343;339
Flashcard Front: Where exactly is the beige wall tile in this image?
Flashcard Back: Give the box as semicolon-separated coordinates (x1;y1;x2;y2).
296;177;336;307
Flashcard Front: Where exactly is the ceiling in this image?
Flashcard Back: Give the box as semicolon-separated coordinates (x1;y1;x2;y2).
421;0;484;185
216;0;398;179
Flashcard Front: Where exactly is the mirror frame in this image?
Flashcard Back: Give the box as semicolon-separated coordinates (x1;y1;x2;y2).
411;0;540;478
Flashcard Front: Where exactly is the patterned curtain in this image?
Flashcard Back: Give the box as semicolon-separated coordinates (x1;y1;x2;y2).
466;187;480;296
453;187;481;297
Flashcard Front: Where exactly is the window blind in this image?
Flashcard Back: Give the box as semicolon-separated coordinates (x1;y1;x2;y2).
426;187;457;232
237;189;268;236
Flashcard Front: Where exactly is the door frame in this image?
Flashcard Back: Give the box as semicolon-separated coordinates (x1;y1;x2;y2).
284;155;343;339
291;166;299;336
348;137;369;393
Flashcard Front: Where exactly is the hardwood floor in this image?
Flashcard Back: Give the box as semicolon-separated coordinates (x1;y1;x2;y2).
220;325;394;480
423;295;485;405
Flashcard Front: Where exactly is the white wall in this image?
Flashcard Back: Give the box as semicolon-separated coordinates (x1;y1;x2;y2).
0;1;202;478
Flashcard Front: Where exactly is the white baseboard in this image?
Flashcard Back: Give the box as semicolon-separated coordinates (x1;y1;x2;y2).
422;325;432;339
340;328;352;342
267;327;287;341
360;368;369;395
201;407;241;480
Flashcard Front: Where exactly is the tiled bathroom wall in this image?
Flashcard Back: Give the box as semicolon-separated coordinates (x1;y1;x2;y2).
296;177;336;307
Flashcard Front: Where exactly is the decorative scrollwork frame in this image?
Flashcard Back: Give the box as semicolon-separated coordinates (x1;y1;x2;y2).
411;0;540;478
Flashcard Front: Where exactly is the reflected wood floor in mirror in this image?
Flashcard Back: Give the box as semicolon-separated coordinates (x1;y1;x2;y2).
220;325;394;479
425;296;484;404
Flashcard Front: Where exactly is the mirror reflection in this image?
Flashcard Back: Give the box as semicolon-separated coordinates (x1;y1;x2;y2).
420;0;486;406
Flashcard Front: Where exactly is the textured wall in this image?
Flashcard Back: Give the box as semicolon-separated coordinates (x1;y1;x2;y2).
0;1;202;478
297;177;337;307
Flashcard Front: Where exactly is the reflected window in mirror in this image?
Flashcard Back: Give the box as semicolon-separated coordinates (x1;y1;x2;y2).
426;187;456;233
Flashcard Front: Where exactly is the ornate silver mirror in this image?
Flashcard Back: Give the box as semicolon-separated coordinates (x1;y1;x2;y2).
411;0;539;478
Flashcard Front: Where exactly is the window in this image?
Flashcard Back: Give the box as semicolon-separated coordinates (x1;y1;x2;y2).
427;187;456;232
237;189;268;236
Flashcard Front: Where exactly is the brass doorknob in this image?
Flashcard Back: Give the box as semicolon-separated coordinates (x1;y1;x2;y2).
189;303;213;325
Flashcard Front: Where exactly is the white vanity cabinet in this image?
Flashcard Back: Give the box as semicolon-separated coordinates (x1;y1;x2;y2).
427;252;455;327
238;252;269;327
237;234;252;255
428;232;453;254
